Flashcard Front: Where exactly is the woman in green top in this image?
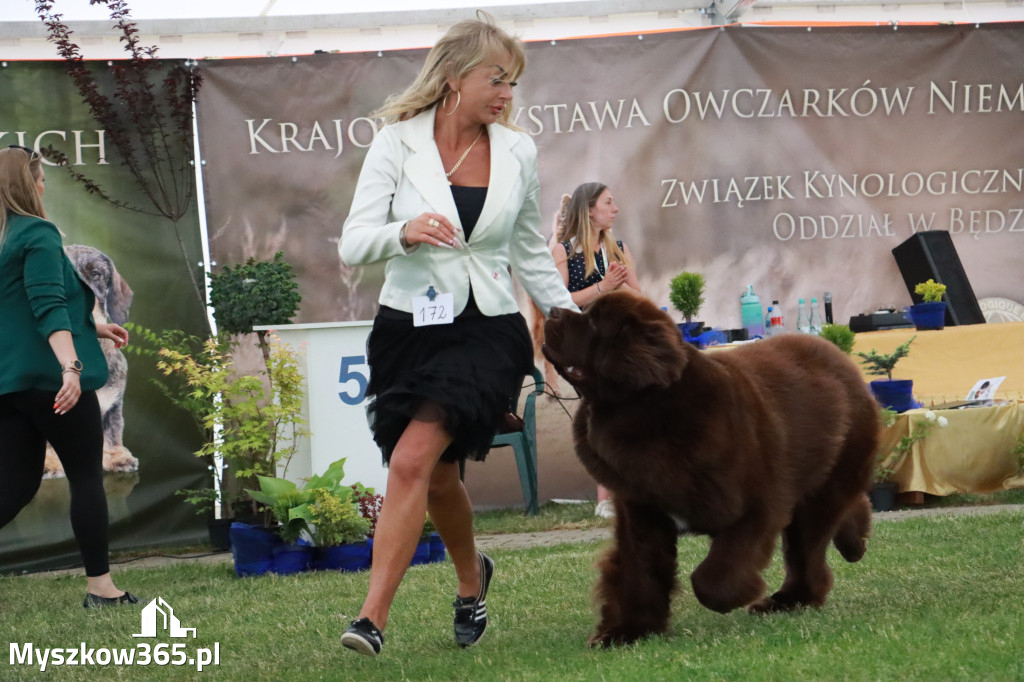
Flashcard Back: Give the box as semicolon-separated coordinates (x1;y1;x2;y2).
0;145;136;608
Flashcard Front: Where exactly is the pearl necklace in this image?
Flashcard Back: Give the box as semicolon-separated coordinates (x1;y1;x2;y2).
444;128;484;183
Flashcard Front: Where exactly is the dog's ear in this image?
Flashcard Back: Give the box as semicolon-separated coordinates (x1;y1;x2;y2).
106;264;133;325
612;317;689;391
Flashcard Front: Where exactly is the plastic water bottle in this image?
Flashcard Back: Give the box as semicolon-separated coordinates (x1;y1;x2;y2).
740;284;764;338
763;306;774;338
797;298;810;334
770;300;784;334
809;297;824;335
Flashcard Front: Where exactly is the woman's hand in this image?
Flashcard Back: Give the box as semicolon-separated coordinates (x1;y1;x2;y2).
403;213;462;250
54;370;81;415
604;262;629;290
98;323;129;349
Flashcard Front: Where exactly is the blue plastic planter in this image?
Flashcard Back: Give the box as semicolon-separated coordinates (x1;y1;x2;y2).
312;543;371;572
907;302;946;330
272;543;313;575
409;539;432;566
870;379;918;413
230;522;282;577
428;532;446;563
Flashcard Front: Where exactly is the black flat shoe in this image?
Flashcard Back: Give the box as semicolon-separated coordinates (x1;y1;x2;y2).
454;552;494;648
341;617;384;657
83;591;140;609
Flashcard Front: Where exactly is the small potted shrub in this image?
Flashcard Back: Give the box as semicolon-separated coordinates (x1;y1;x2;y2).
907;278;947;330
855;336;918;413
243;476;314;576
819;324;855;354
669;271;705;339
158;334;309;531
138;252;305;549
307;488;372;572
235;458;353;576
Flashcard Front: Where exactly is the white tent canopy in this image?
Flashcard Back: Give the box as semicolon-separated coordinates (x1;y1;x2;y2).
3;0;1023;60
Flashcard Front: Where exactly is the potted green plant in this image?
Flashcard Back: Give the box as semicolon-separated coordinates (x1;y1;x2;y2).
208;252;302;367
307;488;372;572
239;475;314;576
124;326;236;549
241;458;361;576
819;324;856;354
669;271;706;338
145;252;305;547
855;336;917;413
907;278;948;330
159;333;309;524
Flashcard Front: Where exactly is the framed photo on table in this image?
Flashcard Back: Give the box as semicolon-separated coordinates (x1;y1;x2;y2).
966;376;1006;402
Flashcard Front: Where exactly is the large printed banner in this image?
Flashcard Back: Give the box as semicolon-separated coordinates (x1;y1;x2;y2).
0;61;210;573
196;23;1024;330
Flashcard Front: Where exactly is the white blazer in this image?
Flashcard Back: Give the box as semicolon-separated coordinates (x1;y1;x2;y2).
340;107;577;317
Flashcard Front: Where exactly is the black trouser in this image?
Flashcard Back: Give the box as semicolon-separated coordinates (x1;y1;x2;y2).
0;389;109;576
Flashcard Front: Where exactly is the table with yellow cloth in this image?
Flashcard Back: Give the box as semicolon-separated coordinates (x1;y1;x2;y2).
878;403;1024;496
853;322;1024;495
850;321;1024;405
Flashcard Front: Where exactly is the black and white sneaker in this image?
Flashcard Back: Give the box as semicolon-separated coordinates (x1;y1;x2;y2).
341;617;384;657
453;551;494;648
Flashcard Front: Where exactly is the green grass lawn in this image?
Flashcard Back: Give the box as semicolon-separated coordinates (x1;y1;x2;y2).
3;509;1023;681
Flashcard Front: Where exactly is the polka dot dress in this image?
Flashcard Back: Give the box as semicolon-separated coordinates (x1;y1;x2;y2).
560;240;624;293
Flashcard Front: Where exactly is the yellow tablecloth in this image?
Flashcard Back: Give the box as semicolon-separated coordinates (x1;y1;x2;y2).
878;402;1024;495
851;322;1024;405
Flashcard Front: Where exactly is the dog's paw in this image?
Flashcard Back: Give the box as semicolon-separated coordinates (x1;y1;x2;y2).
748;591;816;614
588;631;621;648
103;446;139;472
588;626;647;648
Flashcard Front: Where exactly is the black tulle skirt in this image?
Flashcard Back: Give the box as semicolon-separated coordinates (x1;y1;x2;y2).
365;305;533;465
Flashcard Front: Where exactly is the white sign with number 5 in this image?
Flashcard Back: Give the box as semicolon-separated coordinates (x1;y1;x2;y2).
254;321;387;493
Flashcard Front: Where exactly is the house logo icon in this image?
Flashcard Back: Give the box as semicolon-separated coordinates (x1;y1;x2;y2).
133;597;197;639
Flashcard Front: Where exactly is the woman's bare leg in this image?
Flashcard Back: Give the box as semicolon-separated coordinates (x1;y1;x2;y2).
357;408;452;630
427;461;481;598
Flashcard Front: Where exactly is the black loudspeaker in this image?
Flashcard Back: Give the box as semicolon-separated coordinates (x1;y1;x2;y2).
891;231;985;326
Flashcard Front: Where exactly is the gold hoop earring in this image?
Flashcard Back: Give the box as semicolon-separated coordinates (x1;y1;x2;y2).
442;90;461;116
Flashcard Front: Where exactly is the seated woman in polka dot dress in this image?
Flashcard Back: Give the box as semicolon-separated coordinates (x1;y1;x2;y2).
548;182;641;518
549;182;640;310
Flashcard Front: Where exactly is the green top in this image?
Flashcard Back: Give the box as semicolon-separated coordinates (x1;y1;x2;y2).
0;212;107;394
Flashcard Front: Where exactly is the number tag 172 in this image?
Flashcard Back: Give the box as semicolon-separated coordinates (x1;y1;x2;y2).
412;291;454;327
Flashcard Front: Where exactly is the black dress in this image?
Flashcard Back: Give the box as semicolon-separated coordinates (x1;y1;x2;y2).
365;185;533;465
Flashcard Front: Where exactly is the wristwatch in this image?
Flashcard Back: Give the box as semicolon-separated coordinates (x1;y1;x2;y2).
62;359;83;373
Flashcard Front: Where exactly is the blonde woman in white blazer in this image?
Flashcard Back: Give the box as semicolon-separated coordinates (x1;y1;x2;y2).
338;14;576;658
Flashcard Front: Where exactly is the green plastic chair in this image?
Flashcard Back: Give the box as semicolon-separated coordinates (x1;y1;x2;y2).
490;366;544;515
460;367;544;515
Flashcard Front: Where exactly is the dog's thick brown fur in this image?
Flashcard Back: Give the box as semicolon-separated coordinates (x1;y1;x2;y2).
542;291;879;647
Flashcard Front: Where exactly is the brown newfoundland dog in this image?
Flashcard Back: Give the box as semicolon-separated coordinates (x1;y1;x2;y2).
542;291;879;647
